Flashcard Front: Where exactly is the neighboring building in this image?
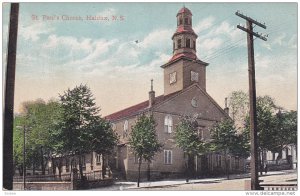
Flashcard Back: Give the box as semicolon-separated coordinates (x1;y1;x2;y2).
104;7;246;180
264;144;297;170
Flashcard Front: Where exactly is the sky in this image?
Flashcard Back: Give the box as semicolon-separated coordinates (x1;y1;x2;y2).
2;2;298;116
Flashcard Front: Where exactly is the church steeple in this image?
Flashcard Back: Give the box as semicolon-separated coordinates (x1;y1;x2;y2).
172;7;198;60
161;7;209;96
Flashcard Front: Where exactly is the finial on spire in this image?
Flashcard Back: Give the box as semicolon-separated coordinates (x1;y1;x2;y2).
225;97;228;108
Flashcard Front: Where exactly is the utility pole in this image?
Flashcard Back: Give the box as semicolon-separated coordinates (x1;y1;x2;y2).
3;3;19;190
236;11;267;190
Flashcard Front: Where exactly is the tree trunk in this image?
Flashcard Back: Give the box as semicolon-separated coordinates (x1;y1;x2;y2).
225;154;229;180
186;154;192;182
40;147;45;175
137;157;142;187
101;155;106;179
33;162;36;175
51;158;56;175
78;155;84;180
18;165;23;176
147;161;150;181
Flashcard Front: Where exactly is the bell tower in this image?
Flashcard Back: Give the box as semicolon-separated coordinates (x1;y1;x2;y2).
161;7;209;96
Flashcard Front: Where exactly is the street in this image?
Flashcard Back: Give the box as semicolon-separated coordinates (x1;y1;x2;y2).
90;170;297;191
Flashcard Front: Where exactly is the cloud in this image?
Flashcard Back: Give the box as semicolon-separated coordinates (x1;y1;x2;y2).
200;37;223;52
287;34;297;49
194;16;215;33
140;29;173;49
272;33;286;46
19;22;54;42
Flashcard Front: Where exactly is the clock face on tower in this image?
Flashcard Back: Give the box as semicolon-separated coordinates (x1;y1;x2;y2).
169;72;177;84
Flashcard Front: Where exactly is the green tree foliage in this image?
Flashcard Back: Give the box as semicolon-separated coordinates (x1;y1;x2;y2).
13;99;63;176
53;84;102;179
90;118;118;179
272;110;297;158
129;114;162;187
175;116;209;181
210;119;249;179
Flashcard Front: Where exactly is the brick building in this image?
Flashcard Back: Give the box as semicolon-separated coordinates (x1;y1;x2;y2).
104;7;246;180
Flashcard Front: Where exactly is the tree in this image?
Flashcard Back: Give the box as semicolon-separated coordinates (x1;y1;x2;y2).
272;110;297;160
13;99;62;176
129;114;162;187
210;119;243;179
175;116;209;182
90;118;119;179
54;84;101;179
227;90;249;129
243;95;281;174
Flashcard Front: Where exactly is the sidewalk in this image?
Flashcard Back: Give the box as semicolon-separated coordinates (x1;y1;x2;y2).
118;170;292;190
90;170;295;190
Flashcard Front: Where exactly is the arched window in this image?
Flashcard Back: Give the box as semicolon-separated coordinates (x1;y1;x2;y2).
164;115;173;133
184;17;188;25
179;17;183;25
177;39;182;49
193;40;196;50
186;38;191;48
123;120;128;138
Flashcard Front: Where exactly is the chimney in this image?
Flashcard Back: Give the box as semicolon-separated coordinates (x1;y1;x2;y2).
149;79;155;108
224;97;229;115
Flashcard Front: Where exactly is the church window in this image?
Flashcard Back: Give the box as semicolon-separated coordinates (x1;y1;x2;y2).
193;41;196;49
197;128;204;140
169;72;177;84
164;115;173;133
164;150;172;164
96;154;101;165
184;17;188;25
179;17;183;25
123;120;128;138
186;38;191;48
191;71;199;82
177;39;182;49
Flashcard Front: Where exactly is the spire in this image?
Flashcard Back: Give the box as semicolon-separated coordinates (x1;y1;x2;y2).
169;6;198;63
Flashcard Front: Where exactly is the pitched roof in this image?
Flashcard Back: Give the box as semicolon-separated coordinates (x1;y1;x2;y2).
105;91;179;122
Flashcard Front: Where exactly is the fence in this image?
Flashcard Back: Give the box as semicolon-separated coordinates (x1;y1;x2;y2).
13;170;113;190
13;173;71;182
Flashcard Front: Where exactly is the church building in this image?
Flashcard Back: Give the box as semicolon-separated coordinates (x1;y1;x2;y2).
105;7;246;180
